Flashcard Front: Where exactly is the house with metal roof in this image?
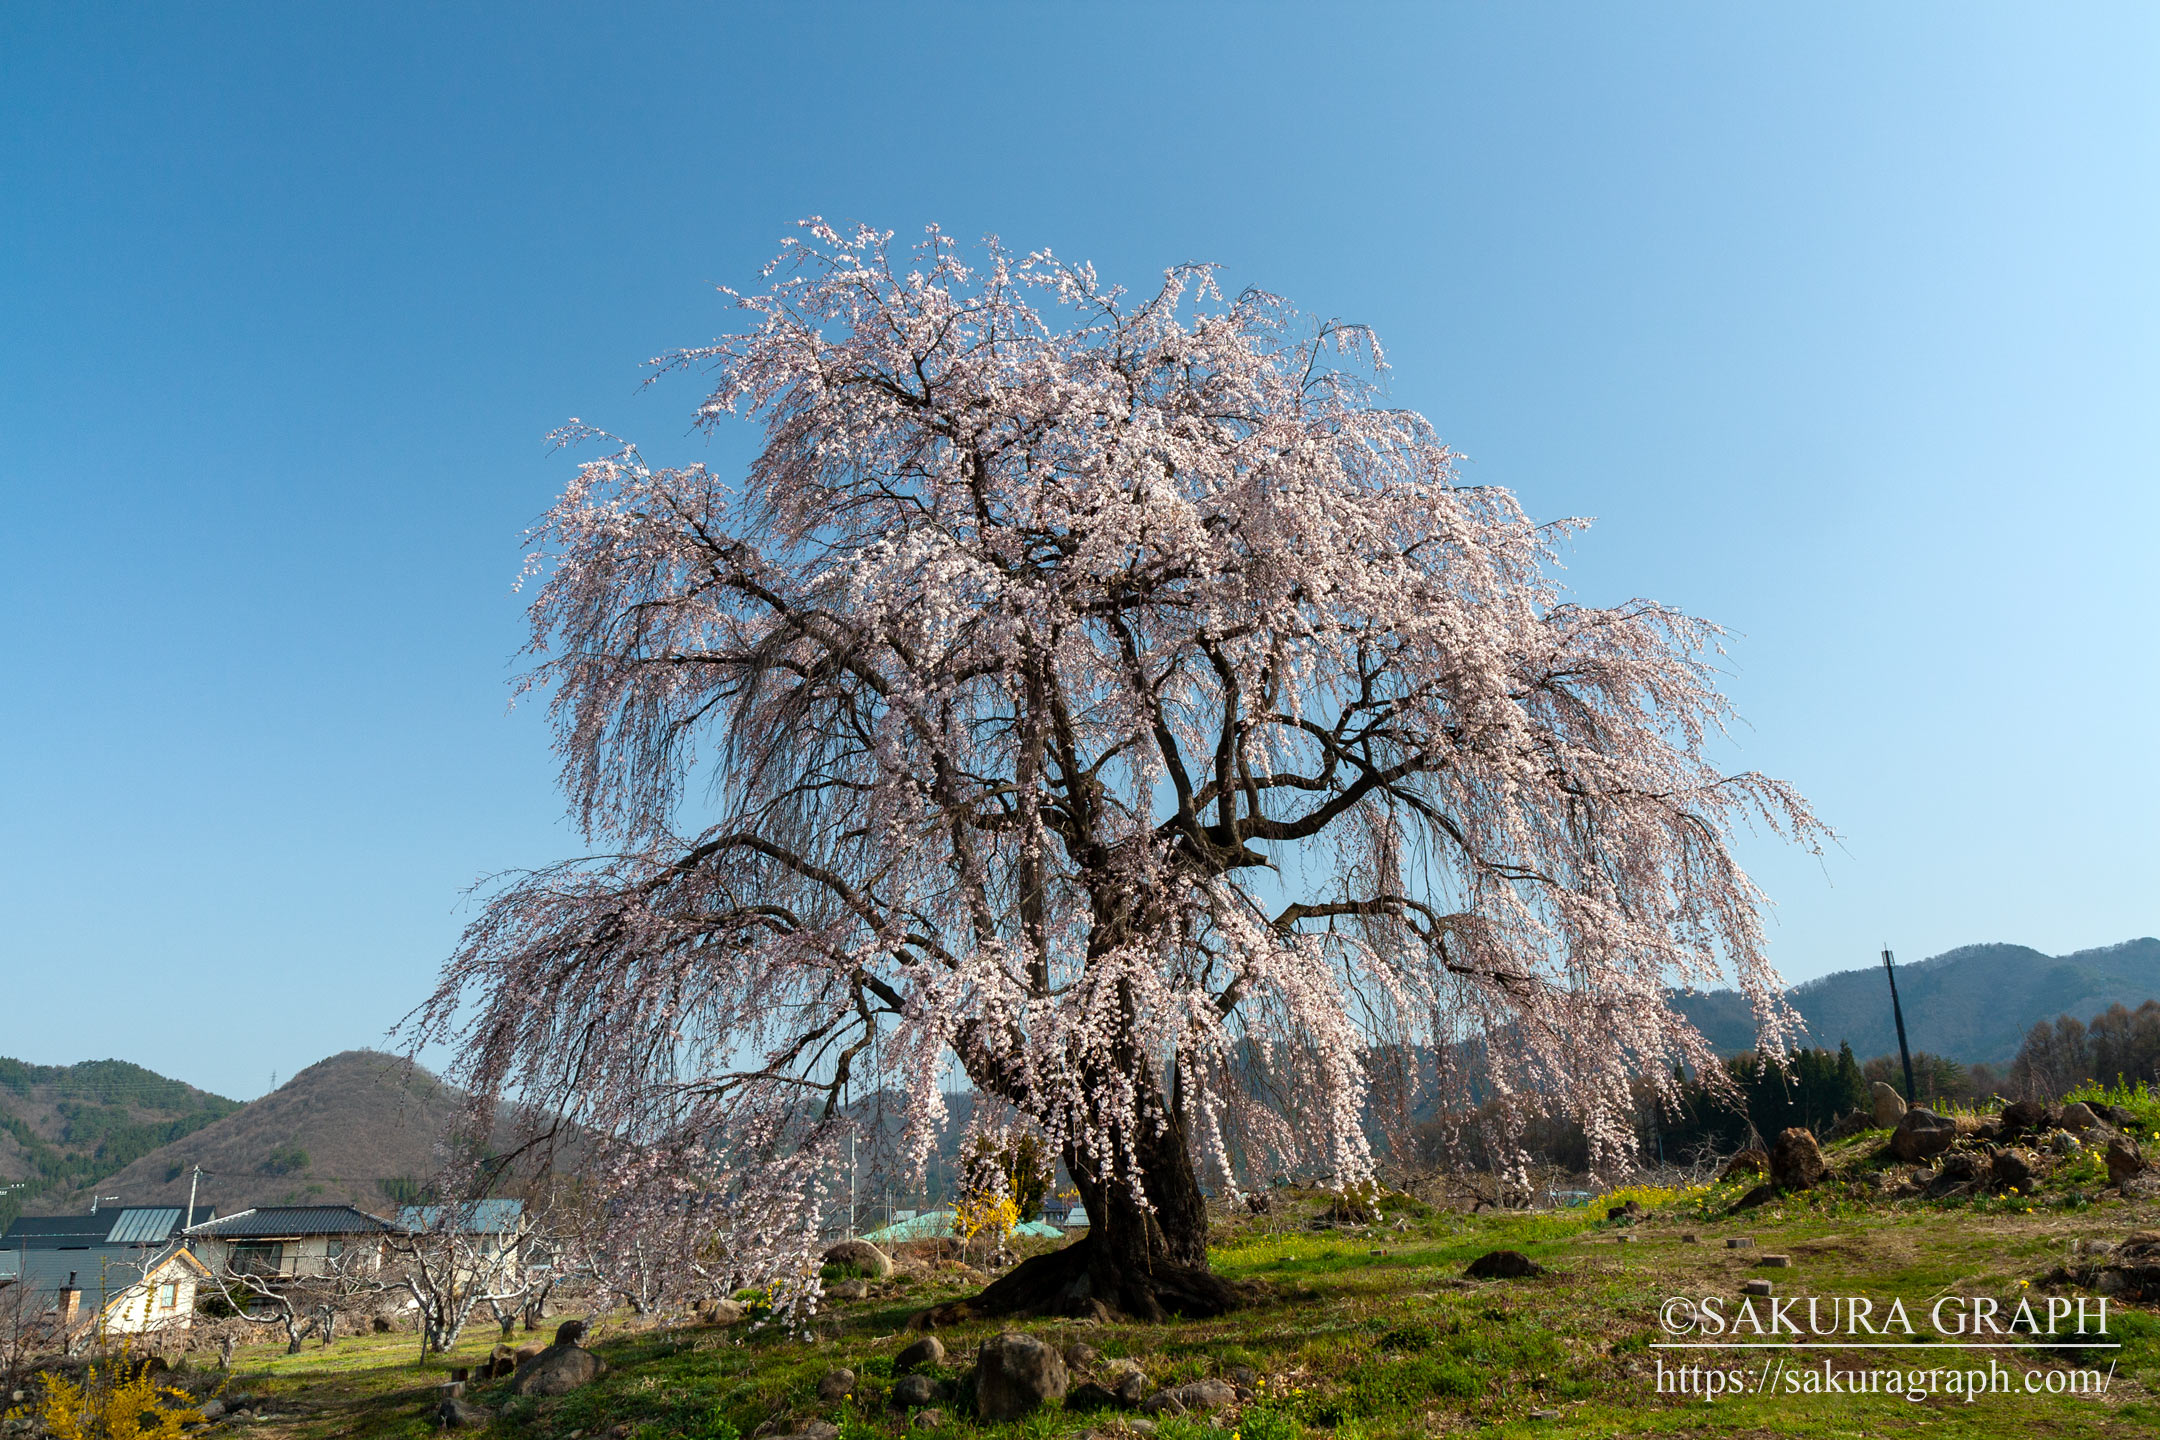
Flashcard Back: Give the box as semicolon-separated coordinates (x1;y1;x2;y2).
392;1198;525;1236
0;1244;210;1339
182;1205;397;1279
0;1205;215;1252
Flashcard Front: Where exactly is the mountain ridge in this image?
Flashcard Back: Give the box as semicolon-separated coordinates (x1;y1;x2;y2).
1674;937;2160;1065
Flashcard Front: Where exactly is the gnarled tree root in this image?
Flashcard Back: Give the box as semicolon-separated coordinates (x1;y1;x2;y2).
912;1234;1251;1327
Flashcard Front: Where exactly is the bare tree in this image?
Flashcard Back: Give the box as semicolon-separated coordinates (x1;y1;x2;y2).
202;1246;387;1356
387;1206;539;1356
0;1275;52;1395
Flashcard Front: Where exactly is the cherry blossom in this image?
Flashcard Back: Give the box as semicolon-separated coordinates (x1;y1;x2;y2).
409;222;1822;1318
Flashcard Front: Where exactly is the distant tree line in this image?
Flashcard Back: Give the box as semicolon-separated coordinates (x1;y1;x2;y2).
2008;1000;2160;1100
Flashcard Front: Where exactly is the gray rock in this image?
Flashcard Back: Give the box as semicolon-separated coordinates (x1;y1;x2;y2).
2060;1101;2102;1131
1757;1255;1792;1268
1106;1362;1149;1406
891;1375;941;1408
1890;1108;1959;1162
817;1369;856;1402
1769;1128;1828;1190
2107;1138;2147;1187
1872;1082;1907;1128
2052;1132;2083;1155
197;1400;226;1420
1063;1341;1101;1371
1142;1380;1237;1416
1741;1279;1773;1297
823;1240;895;1279
896;1335;946;1371
975;1331;1068;1420
434;1396;495;1429
508;1340;607;1397
828;1280;870;1301
1087;1424;1157;1439
1992;1149;2036;1192
774;1424;841;1440
910;1410;948;1431
1725;1237;1754;1249
701;1299;747;1326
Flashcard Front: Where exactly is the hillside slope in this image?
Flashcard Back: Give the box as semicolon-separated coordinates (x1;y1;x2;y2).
0;1057;239;1226
75;1049;488;1215
1675;937;2160;1063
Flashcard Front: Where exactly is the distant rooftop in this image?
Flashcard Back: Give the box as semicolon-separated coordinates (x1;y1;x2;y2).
394;1198;524;1235
185;1205;394;1238
2;1206;214;1250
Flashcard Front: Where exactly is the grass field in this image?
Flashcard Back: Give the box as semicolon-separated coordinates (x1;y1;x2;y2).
52;1122;2160;1440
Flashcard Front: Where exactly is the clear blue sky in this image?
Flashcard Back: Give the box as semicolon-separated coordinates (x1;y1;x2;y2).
3;5;2154;1102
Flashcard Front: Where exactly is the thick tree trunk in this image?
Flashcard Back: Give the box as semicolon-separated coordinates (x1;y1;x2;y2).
963;1084;1245;1322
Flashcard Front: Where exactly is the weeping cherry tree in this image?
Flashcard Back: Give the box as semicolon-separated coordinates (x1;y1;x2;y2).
410;222;1822;1320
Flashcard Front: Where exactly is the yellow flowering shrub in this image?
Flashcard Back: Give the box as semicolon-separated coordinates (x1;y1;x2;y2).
12;1350;206;1440
1593;1182;1711;1220
953;1192;1019;1244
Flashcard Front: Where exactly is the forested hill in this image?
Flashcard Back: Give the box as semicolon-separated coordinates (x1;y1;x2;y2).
1674;938;2160;1065
79;1049;531;1216
0;1057;240;1228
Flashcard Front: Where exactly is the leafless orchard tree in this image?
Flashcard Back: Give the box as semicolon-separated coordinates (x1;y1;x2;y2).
203;1246;388;1355
388;1208;543;1356
0;1276;52;1395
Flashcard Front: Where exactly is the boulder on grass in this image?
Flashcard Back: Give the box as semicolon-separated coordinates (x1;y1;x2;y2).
1464;1250;1543;1279
975;1331;1068;1420
508;1321;607;1397
892;1375;943;1408
1871;1082;1907;1128
1770;1127;1829;1190
2060;1102;2103;1132
823;1240;894;1279
817;1369;856;1402
896;1336;947;1371
1992;1149;2036;1192
1889;1108;1959;1162
1105;1361;1149;1406
1143;1380;1237;1416
434;1396;494;1429
2107;1138;2147;1188
1720;1148;1768;1182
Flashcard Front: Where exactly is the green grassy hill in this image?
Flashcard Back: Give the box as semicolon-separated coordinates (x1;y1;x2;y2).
0;1056;240;1227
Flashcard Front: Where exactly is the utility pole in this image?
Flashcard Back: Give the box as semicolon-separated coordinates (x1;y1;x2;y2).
1882;946;1918;1104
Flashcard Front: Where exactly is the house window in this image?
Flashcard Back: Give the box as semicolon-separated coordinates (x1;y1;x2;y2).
156;1283;178;1311
231;1242;284;1275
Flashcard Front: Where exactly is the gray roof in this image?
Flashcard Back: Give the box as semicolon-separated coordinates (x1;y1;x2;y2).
0;1207;212;1250
184;1205;394;1239
395;1199;524;1234
0;1243;194;1298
